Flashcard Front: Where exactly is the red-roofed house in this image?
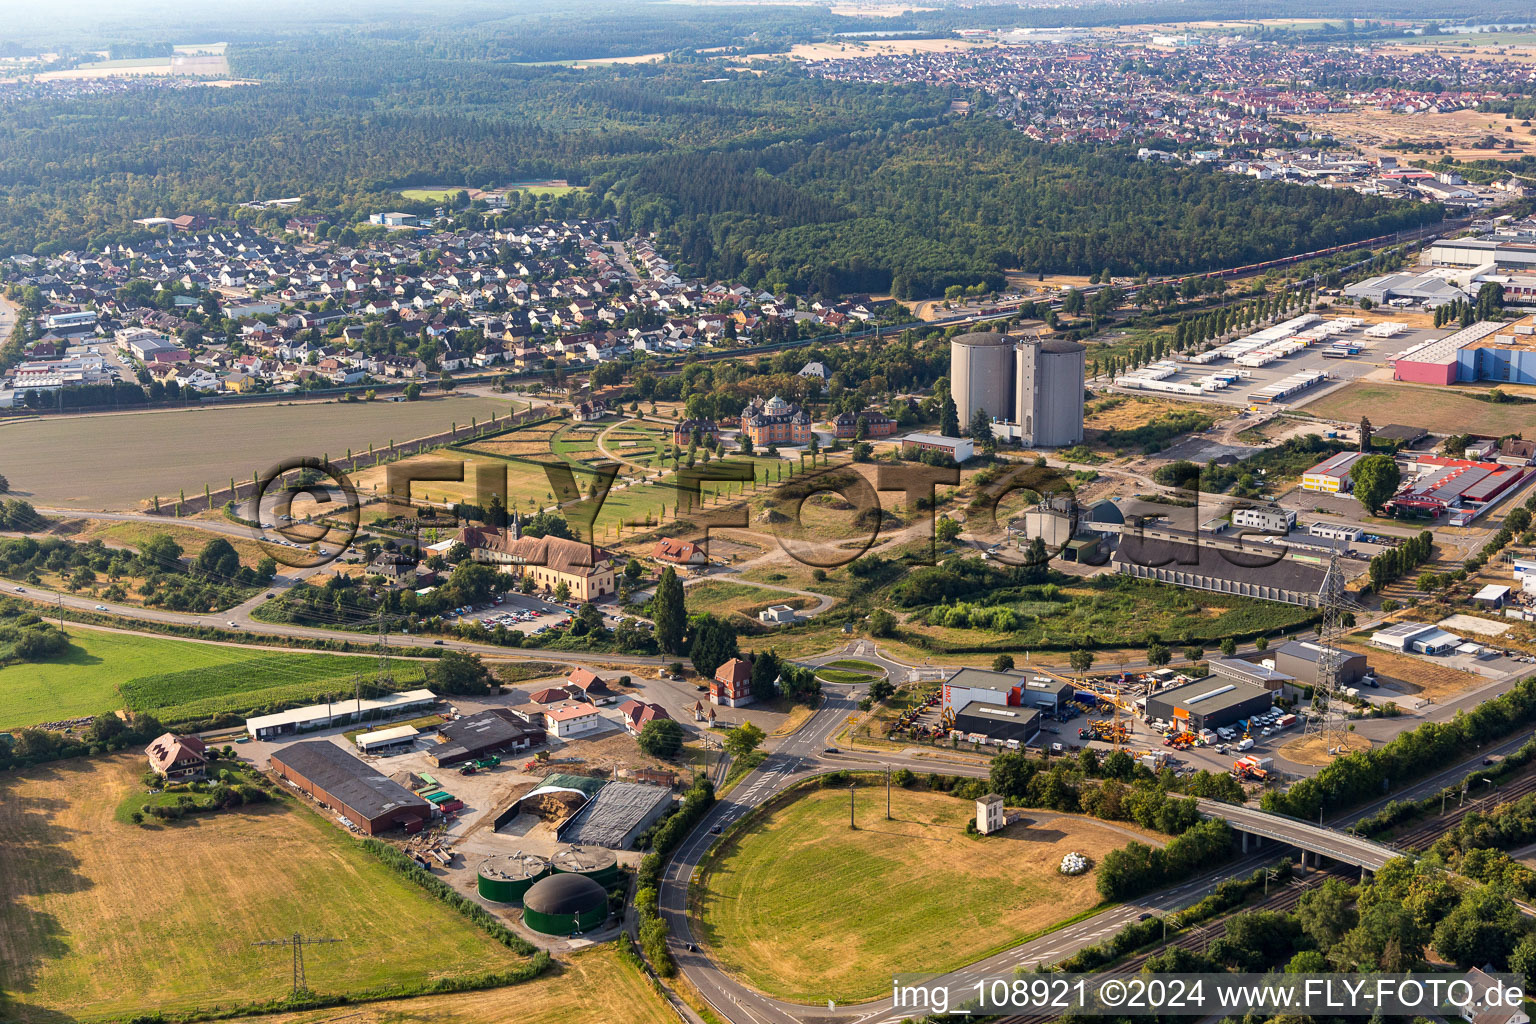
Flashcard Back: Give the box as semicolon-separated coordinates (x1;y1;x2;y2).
711;657;754;707
529;687;570;705
565;667;617;705
618;699;672;735
652;537;707;566
144;732;208;780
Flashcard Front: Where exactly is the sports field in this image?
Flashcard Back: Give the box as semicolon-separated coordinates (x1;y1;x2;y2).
695;787;1138;1003
205;946;675;1024
0;629;426;729
0;756;527;1022
1303;381;1536;436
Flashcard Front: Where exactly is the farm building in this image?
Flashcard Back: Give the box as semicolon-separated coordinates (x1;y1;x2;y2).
269;740;430;834
557;780;673;849
476;852;549;903
564;668;617;705
952;702;1040;745
522;873;609;936
354;724;420;755
1144;679;1273;732
1269;640;1370;687
617;699;671;735
428;709;546;767
245;688;438;740
144;733;208;780
540;702;606;739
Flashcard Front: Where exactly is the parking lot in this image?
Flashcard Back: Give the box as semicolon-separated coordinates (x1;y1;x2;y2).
447;591;639;635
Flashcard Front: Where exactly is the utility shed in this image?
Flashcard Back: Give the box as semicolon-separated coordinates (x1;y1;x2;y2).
354;724;420;755
555;781;672;849
1144;679;1273;732
270;740;430;834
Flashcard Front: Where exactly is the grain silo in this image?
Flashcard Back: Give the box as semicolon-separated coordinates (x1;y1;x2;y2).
550;845;621;889
1015;338;1086;447
522;872;610;935
949;332;1015;430
476;852;548;903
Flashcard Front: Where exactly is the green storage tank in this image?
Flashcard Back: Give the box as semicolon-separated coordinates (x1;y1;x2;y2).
522;872;609;936
476;852;548;903
550;845;620;889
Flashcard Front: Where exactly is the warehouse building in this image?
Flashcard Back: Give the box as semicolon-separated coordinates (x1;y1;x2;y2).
1112;531;1330;608
1144;679;1274;732
246;689;438;740
941;668;1071;717
952;702;1040;745
269;740;430;834
1270;640;1370;687
899;432;974;463
1206;658;1294;694
1300;451;1366;493
521;873;609;936
1343;270;1470;308
1372;621;1462;654
428;708;546;767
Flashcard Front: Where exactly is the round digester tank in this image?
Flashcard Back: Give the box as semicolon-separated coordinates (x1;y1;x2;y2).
522;872;610;936
476;852;548;903
550;845;620;889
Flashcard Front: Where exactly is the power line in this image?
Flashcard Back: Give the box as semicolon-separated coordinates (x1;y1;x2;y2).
251;932;341;999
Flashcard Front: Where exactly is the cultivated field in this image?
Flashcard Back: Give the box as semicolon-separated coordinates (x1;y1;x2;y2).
781;38;985;60
0;756;526;1022
0;395;514;509
695;787;1140;1003
205;947;675;1024
1303;382;1536;436
0;629;427;729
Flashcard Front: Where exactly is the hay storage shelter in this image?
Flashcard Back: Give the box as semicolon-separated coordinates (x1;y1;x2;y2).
522;872;609;935
476;852;548;903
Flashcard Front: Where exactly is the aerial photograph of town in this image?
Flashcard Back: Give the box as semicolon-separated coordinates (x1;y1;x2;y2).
10;0;1536;1022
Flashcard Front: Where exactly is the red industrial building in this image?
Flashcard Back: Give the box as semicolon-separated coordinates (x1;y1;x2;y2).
1385;456;1532;517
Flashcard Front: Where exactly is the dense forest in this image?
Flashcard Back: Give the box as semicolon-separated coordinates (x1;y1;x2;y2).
0;33;1438;294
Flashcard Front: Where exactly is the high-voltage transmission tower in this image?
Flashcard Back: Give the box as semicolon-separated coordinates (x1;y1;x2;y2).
1304;545;1354;756
251;932;341;999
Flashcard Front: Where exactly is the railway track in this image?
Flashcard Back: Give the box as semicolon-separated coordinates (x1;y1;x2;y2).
1388;764;1536;851
990;868;1348;1024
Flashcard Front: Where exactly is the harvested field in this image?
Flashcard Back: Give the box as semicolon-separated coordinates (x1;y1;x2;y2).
781;38;985;60
31;54;232;80
0;396;514;510
695;787;1144;1003
684;580;814;620
0;757;526;1022
1298;108;1536;161
206;947;675;1024
1302;382;1536;436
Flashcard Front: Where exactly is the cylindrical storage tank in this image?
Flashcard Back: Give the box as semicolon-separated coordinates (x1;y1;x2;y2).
476;852;548;904
522;873;609;936
551;845;620;889
949;332;1015;429
1034;339;1086;447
